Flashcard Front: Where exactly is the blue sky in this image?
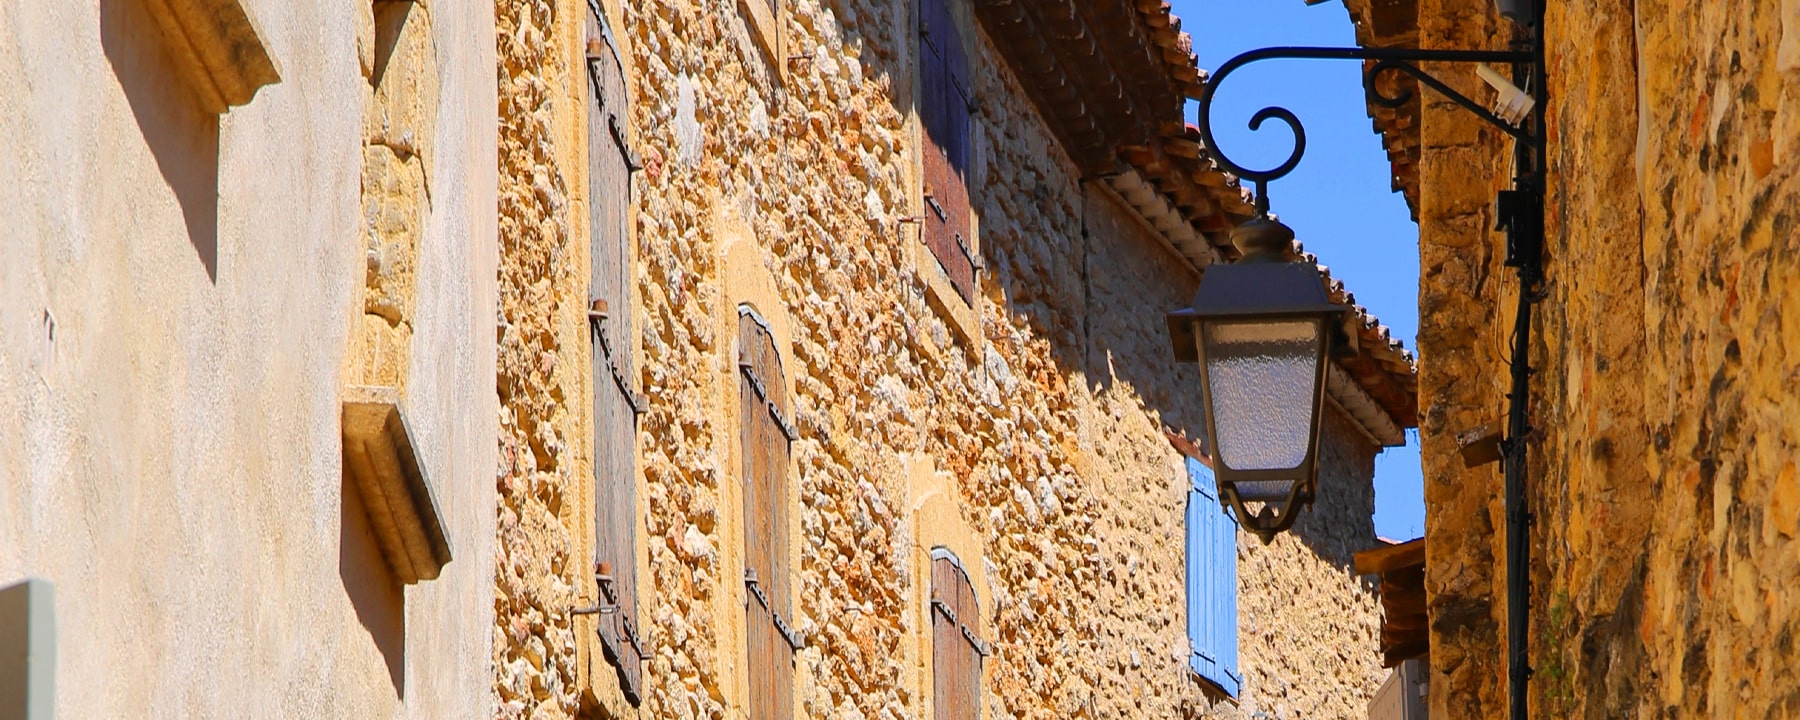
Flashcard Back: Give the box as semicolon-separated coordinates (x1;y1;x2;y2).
1174;0;1425;540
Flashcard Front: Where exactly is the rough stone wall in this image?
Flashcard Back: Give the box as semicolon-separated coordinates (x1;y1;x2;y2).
489;0;1391;718
491;0;591;714
1406;0;1514;716
1527;2;1650;717
1411;1;1800;717
1232;410;1387;720
349;0;440;391
1539;1;1800;717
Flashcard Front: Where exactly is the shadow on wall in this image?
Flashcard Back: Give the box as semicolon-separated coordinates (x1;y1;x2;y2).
371;0;412;87
100;0;221;281
341;474;407;699
844;0;916;122
1285;411;1383;580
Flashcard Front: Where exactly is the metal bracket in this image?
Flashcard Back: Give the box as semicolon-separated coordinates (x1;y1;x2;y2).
1456;420;1504;468
1497;185;1543;271
738;361;798;442
1195;45;1540;214
591;302;647;417
924;194;946;221
930;597;992;657
582;16;643;174
744;570;805;651
574;568;621;615
582;565;645;663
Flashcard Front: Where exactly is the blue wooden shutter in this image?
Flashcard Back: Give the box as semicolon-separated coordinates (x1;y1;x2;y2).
1186;457;1241;697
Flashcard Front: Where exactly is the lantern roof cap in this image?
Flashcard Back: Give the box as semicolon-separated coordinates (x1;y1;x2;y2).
1165;220;1345;365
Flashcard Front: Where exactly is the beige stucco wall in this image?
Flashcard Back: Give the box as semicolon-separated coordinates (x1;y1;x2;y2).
489;1;1392;718
0;0;498;716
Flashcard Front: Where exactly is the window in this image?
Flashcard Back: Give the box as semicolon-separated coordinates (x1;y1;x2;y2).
931;549;987;720
1185;456;1242;698
586;5;644;704
740;307;799;720
918;0;977;305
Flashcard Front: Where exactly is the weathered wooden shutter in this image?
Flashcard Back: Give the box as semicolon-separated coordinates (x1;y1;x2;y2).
1185;457;1241;697
918;0;976;303
740;308;797;720
932;549;986;720
585;6;643;704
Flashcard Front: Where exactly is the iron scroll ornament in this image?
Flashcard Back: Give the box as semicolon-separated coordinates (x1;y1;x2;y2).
1195;46;1539;215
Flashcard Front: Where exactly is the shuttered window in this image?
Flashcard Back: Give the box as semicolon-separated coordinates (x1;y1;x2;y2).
918;0;976;304
740;308;798;720
585;6;644;704
931;549;986;720
1185;457;1242;698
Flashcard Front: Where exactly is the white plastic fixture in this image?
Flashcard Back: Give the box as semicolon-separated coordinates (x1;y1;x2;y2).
1477;63;1536;127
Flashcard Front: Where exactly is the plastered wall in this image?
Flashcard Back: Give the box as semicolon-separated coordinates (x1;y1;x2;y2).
0;0;498;715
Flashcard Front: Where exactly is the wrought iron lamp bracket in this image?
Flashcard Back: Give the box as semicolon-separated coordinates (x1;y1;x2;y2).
1196;46;1541;215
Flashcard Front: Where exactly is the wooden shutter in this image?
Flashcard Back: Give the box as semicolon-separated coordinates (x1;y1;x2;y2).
740;309;797;720
932;550;985;720
586;6;643;704
1185;457;1241;698
918;0;976;304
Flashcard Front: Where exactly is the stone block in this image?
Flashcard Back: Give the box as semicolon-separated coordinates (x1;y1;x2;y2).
140;0;282;113
342;385;452;584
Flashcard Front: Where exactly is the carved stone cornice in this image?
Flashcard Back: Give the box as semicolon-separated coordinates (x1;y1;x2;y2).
142;0;282;113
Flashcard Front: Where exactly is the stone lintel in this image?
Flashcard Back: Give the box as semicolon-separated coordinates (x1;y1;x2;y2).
142;0;282;113
342;385;452;584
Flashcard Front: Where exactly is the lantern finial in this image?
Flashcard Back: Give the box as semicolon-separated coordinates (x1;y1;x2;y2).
1230;217;1295;262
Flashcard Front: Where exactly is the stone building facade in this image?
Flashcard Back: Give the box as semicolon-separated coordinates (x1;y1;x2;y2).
1;1;1418;718
1342;0;1800;716
494;1;1416;719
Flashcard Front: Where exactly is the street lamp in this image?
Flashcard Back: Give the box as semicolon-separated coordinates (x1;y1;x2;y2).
1174;1;1548;718
1166;217;1345;544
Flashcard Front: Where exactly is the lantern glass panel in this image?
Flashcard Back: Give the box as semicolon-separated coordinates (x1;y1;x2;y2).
1234;479;1297;502
1201;318;1324;471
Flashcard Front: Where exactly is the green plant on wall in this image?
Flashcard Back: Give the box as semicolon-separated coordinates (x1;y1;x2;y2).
1536;589;1576;715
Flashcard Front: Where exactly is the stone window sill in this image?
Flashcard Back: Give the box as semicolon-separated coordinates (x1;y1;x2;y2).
342;385;452;584
916;239;982;355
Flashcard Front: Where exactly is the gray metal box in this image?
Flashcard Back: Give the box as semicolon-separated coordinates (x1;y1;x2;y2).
1;578;54;720
1369;658;1427;720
